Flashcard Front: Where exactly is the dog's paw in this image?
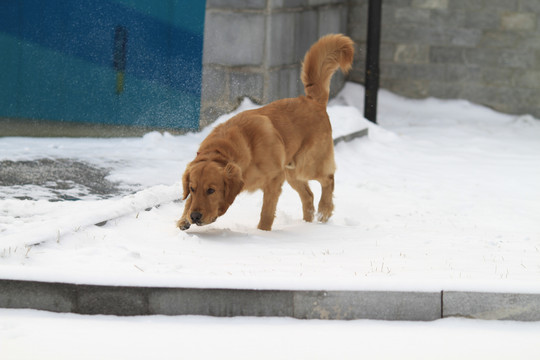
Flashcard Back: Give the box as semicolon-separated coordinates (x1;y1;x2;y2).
257;221;272;231
317;211;332;223
317;201;333;223
303;207;315;222
177;218;191;230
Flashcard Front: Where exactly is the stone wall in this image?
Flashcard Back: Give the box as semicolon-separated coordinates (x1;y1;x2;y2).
200;0;348;127
201;1;540;126
349;0;540;118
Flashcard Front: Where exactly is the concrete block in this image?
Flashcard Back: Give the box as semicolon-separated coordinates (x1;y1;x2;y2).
501;12;536;31
480;67;515;87
267;66;302;102
333;128;369;145
200;103;236;128
383;24;447;45
295;10;319;61
318;6;347;38
459;83;505;107
270;0;307;8
514;70;540;89
77;285;148;316
203;11;265;66
441;64;483;82
430;9;466;28
415;63;482;83
463;48;504;67
520;34;540;50
229;71;264;104
480;31;525;49
379;43;396;62
329;70;345;98
461;85;539;111
465;10;500;30
148;288;294;317
352;0;368;6
309;0;347;7
394;44;430;64
430;46;466;64
206;0;266;9
348;67;365;84
412;0;448;10
293;291;441;321
514;105;540;119
520;0;540;13
394;8;431;24
0;280;76;313
348;2;368;40
486;0;519;11
499;49;536;69
353;41;367;65
448;0;483;11
428;81;462;99
267;12;297;67
382;63;431;80
7;279;540;322
200;66;228;104
511;87;540;107
443;292;540;321
449;28;482;47
380;77;429;98
378;0;409;6
338;5;349;35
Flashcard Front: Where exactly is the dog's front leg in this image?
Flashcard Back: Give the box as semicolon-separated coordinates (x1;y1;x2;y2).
317;174;334;223
177;196;193;230
258;176;285;231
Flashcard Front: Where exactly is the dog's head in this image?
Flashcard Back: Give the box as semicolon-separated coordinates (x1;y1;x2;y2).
182;159;244;227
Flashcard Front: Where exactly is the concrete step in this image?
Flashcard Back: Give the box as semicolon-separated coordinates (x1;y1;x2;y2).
1;279;539;321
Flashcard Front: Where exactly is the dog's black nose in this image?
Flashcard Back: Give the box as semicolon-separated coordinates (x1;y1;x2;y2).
190;211;202;224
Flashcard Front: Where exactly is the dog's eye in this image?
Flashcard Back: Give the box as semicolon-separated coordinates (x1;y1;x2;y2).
190;187;195;193
206;188;215;195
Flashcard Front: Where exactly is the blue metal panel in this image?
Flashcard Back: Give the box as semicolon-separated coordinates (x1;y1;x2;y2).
0;0;205;130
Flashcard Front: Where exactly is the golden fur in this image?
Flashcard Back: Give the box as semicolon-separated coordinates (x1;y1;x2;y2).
178;34;354;231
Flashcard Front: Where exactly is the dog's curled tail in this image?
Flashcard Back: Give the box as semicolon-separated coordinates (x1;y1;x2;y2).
301;34;354;105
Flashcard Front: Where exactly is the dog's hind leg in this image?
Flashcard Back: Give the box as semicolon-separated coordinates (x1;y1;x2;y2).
258;174;285;231
286;174;315;222
317;174;334;223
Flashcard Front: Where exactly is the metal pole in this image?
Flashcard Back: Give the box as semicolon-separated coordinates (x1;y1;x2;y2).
364;0;382;123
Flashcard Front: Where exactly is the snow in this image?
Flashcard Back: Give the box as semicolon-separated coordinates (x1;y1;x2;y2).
1;82;540;293
2;309;540;360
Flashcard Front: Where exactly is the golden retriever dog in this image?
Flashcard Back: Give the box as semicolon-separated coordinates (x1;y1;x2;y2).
178;34;354;231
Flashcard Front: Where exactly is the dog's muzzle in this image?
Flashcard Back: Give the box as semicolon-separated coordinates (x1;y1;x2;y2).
190;211;203;226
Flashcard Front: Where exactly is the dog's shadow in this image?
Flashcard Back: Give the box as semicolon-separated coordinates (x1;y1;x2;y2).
183;224;298;244
185;227;258;243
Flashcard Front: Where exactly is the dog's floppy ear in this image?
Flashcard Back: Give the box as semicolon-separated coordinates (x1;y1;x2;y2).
222;163;244;212
182;167;191;200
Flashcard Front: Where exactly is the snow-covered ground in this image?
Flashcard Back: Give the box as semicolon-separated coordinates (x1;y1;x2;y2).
1;82;540;293
2;309;540;360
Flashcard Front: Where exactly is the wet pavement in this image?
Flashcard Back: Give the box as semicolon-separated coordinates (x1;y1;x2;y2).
0;159;127;201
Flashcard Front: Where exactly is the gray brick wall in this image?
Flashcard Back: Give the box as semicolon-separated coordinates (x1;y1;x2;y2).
201;1;540;126
349;0;540;118
200;0;348;127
